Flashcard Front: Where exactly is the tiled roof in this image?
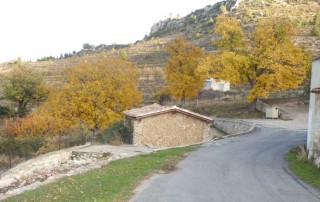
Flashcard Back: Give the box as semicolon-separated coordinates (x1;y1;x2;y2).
123;103;213;123
311;87;320;94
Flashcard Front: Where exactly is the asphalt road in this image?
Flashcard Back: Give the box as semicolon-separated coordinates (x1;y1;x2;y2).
131;126;320;202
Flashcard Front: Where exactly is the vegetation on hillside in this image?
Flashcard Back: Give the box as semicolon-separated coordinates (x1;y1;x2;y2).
165;38;205;108
3;65;49;117
312;11;320;36
40;56;141;140
0;56;142;170
198;15;311;109
0;0;317;107
0;0;317;173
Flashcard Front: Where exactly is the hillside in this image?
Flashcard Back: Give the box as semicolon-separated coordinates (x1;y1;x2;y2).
0;0;319;103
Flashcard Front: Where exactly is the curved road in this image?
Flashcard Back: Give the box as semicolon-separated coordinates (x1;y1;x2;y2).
132;125;320;202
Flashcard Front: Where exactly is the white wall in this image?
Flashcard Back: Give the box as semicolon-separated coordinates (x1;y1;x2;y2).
308;59;320;149
204;78;230;91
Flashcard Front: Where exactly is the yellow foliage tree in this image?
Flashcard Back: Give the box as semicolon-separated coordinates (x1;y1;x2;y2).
9;115;54;139
214;15;245;51
40;56;142;140
3;65;49;117
199;16;311;110
165;38;205;108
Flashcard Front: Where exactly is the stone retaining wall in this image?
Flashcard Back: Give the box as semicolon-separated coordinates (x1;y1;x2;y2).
212;118;255;136
0;145;89;194
71;151;112;161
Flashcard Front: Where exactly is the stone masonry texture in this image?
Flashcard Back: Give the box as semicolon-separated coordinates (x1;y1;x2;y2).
133;112;208;147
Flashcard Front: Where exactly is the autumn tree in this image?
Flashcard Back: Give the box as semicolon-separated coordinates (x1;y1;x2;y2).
3;65;49;117
40;57;142;141
165;38;205;108
198;16;311;110
0;117;47;168
14;113;70;150
38;88;86;147
0;119;20;168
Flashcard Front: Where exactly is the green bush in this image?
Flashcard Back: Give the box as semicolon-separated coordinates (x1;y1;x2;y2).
0;136;45;161
0;106;12;117
20;137;45;158
100;121;133;145
186;14;197;24
312;11;320;36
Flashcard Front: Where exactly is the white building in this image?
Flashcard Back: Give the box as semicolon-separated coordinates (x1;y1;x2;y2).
307;58;320;152
307;58;320;149
204;78;230;92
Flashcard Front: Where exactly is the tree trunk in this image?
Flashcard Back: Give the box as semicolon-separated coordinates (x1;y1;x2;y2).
17;101;24;117
58;131;62;150
9;148;12;169
249;99;257;112
181;91;186;109
181;97;186;109
17;100;28;117
92;128;96;143
159;94;164;105
80;120;85;145
8;137;14;169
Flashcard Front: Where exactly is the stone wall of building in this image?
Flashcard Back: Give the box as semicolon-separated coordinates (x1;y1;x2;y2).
212;118;255;136
202;123;212;142
134;113;210;147
132;120;142;145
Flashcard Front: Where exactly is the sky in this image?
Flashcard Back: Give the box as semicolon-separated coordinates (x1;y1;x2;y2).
0;0;221;63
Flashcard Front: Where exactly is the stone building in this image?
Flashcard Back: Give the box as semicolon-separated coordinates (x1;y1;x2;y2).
204;78;230;92
308;58;320;166
123;103;213;147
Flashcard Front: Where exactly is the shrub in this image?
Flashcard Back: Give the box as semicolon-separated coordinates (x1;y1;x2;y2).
99;121;133;145
119;50;128;59
154;68;165;82
186;14;197;24
0;155;25;172
297;145;308;162
35;143;58;156
0;136;45;159
60;134;84;147
192;106;203;114
0;106;11;116
19;137;45;158
38;133;85;154
312;11;320;36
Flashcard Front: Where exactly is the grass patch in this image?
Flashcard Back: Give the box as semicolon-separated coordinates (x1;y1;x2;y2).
286;147;320;189
4;145;199;202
